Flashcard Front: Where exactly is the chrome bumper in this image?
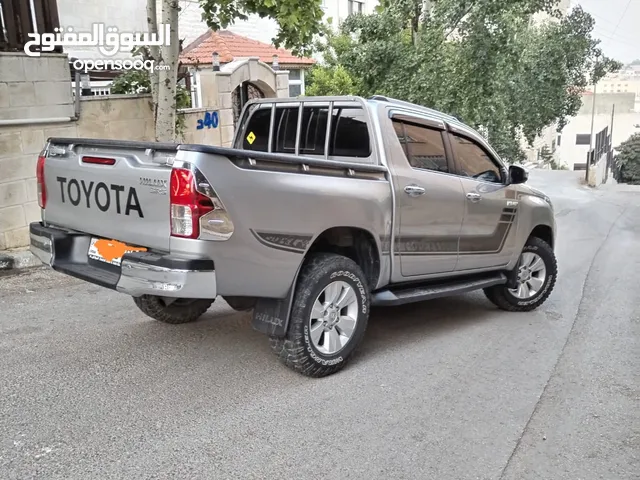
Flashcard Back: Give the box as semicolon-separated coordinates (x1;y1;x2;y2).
29;222;217;299
116;259;217;298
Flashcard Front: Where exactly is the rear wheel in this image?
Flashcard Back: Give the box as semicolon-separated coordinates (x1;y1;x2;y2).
484;236;557;312
270;253;370;378
133;295;214;324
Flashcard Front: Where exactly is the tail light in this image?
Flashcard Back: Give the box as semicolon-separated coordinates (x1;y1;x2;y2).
169;167;214;238
36;154;47;209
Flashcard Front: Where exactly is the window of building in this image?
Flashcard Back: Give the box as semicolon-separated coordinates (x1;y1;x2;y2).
557;134;562;147
288;69;304;97
575;133;591;145
348;0;364;15
392;120;449;173
449;133;502;183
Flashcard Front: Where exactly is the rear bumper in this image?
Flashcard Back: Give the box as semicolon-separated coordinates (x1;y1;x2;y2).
29;222;217;299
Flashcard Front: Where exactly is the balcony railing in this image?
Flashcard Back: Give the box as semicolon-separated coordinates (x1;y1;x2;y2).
0;0;61;52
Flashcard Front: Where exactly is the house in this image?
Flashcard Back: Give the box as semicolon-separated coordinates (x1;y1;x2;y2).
180;30;315;112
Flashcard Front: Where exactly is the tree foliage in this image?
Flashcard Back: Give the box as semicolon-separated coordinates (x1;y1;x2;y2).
613;133;640;184
314;0;621;162
110;67;192;138
306;65;359;96
198;0;326;56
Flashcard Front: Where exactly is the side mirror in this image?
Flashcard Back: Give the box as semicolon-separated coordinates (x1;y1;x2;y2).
509;164;529;185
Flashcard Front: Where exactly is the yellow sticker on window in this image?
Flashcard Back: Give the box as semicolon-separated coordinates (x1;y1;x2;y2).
246;131;256;145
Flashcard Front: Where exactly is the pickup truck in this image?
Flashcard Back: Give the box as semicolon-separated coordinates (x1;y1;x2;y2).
29;95;557;378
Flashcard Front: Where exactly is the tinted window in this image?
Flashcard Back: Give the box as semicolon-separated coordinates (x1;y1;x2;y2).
330;107;371;158
242;107;271;151
393;120;448;173
450;133;502;183
300;107;329;155
240;104;371;158
273;107;299;153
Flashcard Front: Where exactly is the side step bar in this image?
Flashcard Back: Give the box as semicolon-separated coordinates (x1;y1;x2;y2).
371;272;507;307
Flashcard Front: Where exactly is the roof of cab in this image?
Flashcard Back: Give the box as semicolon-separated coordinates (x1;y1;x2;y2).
245;95;463;126
242;95;495;159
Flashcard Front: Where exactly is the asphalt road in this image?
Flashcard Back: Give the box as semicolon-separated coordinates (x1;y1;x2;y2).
1;171;638;480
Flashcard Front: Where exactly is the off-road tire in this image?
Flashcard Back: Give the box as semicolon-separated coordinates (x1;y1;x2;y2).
269;253;370;378
484;236;557;312
133;295;214;324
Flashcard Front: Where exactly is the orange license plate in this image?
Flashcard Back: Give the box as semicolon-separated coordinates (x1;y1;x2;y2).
87;238;147;266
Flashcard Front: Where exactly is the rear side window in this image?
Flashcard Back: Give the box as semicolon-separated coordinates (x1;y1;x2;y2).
393;119;449;173
239;104;370;158
272;106;330;155
329;107;371;158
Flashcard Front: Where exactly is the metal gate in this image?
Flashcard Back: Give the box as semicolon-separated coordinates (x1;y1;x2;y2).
232;82;265;129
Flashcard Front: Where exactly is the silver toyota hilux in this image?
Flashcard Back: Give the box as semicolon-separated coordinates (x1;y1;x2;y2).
29;95;557;377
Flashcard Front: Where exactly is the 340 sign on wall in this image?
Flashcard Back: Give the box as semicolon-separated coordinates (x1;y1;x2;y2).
197;111;219;130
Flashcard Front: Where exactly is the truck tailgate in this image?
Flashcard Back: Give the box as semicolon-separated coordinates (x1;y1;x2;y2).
42;139;177;251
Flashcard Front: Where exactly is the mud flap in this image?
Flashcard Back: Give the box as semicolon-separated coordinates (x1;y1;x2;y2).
506;257;521;289
251;288;295;337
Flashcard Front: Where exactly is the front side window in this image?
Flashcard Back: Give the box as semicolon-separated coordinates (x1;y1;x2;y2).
393;120;448;173
449;133;502;183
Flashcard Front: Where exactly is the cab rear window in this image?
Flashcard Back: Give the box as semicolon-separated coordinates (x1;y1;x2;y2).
240;105;371;159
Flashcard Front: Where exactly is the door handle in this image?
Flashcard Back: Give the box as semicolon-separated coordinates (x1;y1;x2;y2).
466;192;482;203
404;185;426;197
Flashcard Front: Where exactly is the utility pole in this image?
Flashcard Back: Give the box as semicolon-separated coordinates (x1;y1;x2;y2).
606;103;615;182
586;56;600;183
586;81;598;183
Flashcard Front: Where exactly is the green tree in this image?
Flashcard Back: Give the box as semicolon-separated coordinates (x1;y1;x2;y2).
306;65;359;96
198;0;326;56
110;67;192;139
614;133;640;184
315;0;621;162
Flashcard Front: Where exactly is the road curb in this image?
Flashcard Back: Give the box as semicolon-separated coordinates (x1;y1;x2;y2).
0;248;42;271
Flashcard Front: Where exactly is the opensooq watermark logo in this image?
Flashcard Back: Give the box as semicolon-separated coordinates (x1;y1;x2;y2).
24;23;171;57
23;23;172;73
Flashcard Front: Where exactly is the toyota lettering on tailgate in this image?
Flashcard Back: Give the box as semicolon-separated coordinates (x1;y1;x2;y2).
55;176;144;217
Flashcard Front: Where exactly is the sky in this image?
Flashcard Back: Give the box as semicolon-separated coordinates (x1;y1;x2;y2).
571;0;640;65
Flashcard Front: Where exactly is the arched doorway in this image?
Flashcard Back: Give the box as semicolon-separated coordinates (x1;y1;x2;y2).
232;82;265;128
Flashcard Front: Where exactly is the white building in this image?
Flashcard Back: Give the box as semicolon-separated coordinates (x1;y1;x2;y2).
585;69;640;113
55;0;380;95
555;93;640;170
521;0;571;166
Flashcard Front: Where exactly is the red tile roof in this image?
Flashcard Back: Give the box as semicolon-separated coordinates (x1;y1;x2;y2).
181;30;315;67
